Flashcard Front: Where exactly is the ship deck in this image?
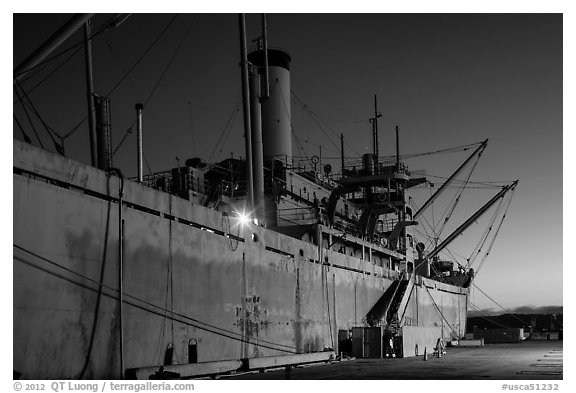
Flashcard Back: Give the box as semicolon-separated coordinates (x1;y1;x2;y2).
225;341;563;380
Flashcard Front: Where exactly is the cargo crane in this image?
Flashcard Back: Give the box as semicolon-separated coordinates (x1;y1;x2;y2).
415;180;518;284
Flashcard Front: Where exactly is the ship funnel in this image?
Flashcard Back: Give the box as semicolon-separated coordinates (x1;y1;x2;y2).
362;153;375;175
248;49;292;165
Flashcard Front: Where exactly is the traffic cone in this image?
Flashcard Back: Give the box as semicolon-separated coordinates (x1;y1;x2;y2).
423;348;428;361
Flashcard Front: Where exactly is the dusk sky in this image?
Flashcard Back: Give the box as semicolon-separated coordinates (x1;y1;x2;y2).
11;12;564;312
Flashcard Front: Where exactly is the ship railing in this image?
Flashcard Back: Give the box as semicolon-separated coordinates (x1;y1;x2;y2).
218;178;249;198
277;206;317;224
142;170;210;195
142;170;174;193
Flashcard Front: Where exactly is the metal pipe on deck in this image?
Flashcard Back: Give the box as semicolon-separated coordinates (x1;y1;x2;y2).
119;218;125;378
107;168;124;378
135;103;144;183
14;14;95;81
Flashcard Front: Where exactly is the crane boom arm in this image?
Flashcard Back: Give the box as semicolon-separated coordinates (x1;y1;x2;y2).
426;180;517;260
14;14;95;81
414;139;488;219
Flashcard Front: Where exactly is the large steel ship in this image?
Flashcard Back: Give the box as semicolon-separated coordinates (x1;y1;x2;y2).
13;14;516;379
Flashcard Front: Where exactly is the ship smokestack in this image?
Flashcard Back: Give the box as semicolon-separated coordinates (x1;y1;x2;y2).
248;49;292;165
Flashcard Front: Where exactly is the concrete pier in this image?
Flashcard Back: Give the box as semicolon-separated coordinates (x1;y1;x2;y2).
227;341;562;380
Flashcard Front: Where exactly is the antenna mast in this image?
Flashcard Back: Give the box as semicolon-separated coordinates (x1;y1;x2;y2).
369;95;382;174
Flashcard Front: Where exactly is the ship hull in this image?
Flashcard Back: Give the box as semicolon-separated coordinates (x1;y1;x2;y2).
13;140;467;379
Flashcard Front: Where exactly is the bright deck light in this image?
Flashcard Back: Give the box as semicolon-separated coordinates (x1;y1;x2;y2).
238;212;250;226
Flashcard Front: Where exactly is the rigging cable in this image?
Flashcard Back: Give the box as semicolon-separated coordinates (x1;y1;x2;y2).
417;173;510;189
106;15;178;98
76;169;118;378
466;196;505;268
13;88;42;148
13;15;114;79
187;101;197;157
422;283;460;338
291;90;361;155
13;114;32;144
63;15;180;144
207;99;241;162
431;149;481;244
222;213;240;251
468;302;513;329
13;79;63;153
472;282;526;326
409;198;440;250
13;243;299;354
382;141;482;162
14;46;84;107
473;187;516;276
110;17;191;159
290;95;343;154
273;79;310;162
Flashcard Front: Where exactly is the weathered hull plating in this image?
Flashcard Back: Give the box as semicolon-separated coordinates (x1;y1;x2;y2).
13;140;467;379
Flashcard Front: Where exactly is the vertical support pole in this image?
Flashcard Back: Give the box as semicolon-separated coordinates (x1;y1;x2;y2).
340;133;345;178
239;14;254;212
261;14;270;100
250;67;265;224
84;20;98;168
135;103;144;183
332;274;337;354
111;170;124;379
372;95;381;174
119;217;124;378
316;223;323;261
241;252;248;358
396;125;400;170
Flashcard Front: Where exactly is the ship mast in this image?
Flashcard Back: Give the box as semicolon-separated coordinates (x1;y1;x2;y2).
369;95;382;174
238;14;254;214
84;19;98;168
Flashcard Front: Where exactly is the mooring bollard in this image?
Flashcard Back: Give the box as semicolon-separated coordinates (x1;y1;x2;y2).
285;365;292;379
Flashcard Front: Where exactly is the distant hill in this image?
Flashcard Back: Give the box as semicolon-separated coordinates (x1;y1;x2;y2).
468;305;563;317
466;311;562;333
